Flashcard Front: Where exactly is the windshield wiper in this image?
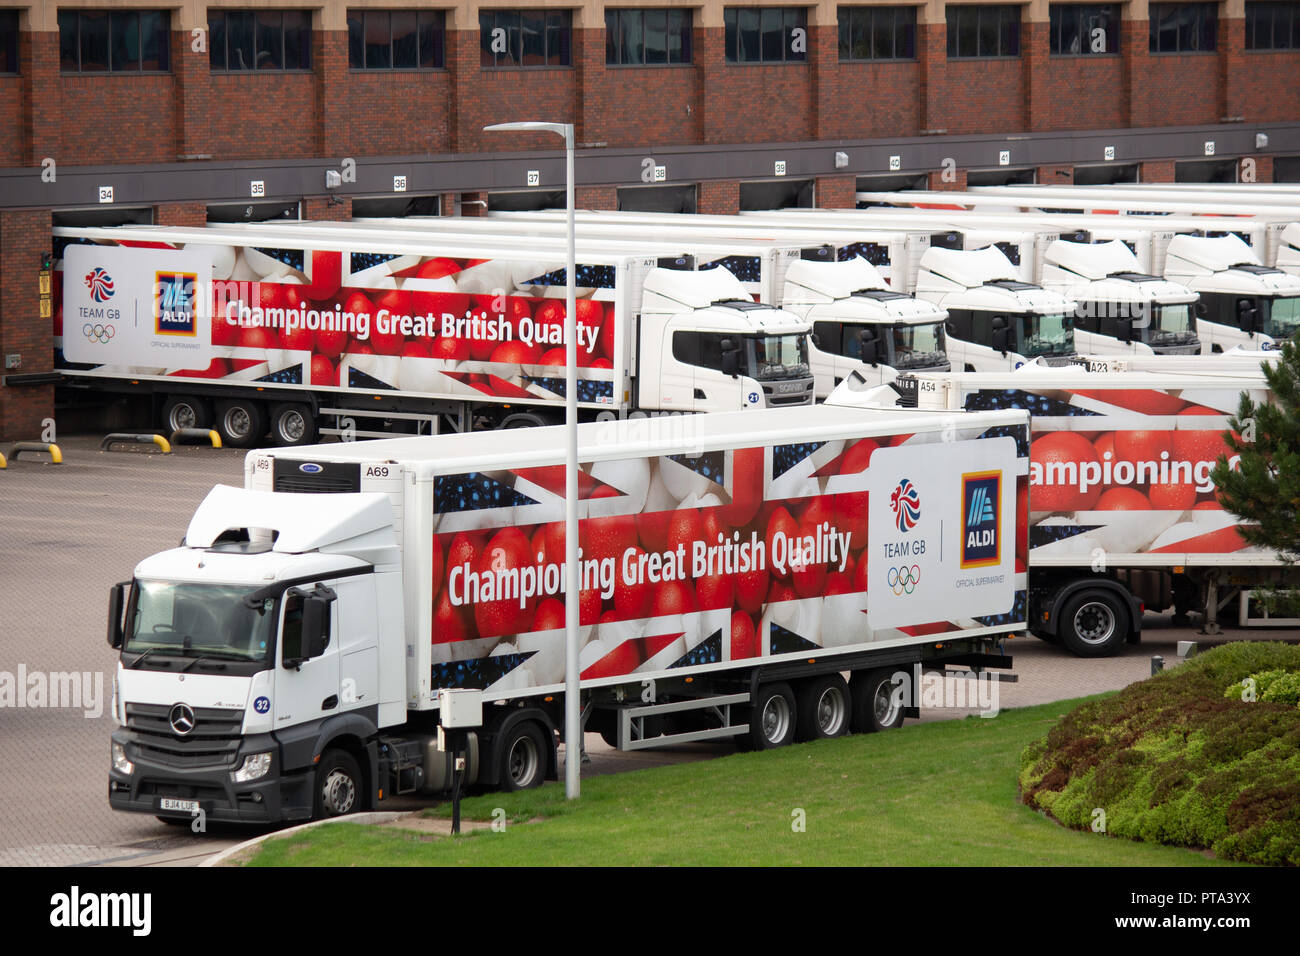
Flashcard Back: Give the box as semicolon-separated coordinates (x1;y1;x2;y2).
127;646;178;669
178;655;230;673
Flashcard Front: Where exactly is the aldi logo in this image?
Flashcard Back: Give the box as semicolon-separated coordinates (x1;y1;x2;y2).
961;470;1001;569
154;271;197;336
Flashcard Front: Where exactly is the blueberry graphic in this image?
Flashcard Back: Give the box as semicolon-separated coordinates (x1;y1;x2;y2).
772;442;826;480
257;366;304;385
667;451;725;484
351;252;401;273
253;247;305;272
435;472;538;513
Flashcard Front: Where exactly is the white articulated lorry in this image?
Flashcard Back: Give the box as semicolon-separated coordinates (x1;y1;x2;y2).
911;245;1080;371
53;223;814;446
832;362;1288;654
107;401;1029;823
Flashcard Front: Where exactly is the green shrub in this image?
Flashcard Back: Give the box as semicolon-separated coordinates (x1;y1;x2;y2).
1021;641;1300;866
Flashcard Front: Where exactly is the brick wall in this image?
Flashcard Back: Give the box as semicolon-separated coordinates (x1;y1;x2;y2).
155;203;207;227
0;209;54;440
1139;160;1176;183
815;175;856;209
576;185;617;209
699;27;814;145
698;179;739;215
0;76;22;167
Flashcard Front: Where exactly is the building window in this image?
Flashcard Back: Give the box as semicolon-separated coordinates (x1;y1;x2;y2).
724;7;808;63
838;6;917;60
946;5;1021;57
209;11;311;71
479;10;572;67
1149;3;1217;52
0;11;18;73
1049;4;1119;54
1246;2;1300;49
58;10;170;72
606;8;692;65
348;10;445;68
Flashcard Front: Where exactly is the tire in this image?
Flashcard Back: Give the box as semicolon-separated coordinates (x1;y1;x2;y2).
313;750;363;819
1058;590;1129;657
496;721;547;791
851;668;907;733
161;395;209;433
214;399;266;448
795;674;851;741
269;402;317;447
747;683;797;750
500;412;553;429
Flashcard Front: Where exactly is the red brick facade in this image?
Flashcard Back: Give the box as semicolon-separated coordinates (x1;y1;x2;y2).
0;209;54;440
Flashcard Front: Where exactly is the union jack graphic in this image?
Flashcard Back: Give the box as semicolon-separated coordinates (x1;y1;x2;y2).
84;267;114;302
890;478;921;533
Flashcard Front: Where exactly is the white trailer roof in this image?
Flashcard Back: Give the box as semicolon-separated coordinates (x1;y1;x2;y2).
1044;239;1144;279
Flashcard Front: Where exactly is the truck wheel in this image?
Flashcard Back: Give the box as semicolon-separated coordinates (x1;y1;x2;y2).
269;402;317;447
313;750;363;818
1029;629;1059;645
1059;590;1129;657
748;683;797;750
851;668;907;733
161;395;209;433
214;399;265;448
500;411;553;429
497;721;547;791
795;674;851;741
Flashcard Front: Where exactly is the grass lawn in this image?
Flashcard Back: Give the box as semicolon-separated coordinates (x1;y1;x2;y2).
245;694;1242;866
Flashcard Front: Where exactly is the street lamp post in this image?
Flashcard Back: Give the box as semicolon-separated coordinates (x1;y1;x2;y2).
484;121;580;799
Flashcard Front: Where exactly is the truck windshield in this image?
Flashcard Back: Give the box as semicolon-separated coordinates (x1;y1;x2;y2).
124;580;276;665
745;333;810;380
1262;297;1300;340
1019;312;1074;358
891;322;947;369
1148;304;1195;342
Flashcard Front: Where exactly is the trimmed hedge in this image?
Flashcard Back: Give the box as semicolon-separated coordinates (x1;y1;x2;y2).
1019;641;1300;866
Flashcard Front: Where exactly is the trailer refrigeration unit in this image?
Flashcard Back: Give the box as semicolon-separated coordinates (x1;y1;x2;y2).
1161;234;1300;353
106;402;1029;823
831;364;1288;654
52;223;814;445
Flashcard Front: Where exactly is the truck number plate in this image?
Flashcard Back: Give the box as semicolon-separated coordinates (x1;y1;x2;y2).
159;798;199;813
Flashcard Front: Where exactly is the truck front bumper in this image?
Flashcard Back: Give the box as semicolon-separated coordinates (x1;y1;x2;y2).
108;728;314;825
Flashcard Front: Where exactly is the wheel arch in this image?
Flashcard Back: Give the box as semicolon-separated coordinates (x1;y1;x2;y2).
1041;577;1141;642
479;705;558;787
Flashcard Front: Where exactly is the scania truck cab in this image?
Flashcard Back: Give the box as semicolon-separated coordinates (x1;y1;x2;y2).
1162;234;1300;353
913;246;1079;371
1040;240;1201;356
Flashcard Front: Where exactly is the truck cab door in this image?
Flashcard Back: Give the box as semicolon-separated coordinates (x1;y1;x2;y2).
659;328;698;410
273;586;341;730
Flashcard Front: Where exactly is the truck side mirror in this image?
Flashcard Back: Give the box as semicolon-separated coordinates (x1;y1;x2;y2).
1116;316;1133;342
1237;299;1259;332
302;594;333;659
720;339;740;377
858;329;879;365
990;316;1009;354
107;581;129;649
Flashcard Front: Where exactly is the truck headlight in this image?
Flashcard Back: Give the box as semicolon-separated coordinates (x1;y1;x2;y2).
230;752;272;783
112;742;134;776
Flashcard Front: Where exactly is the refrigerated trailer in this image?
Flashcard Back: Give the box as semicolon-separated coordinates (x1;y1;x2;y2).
106;401;1028;823
283;216;954;396
52;223;815;445
831;364;1289;653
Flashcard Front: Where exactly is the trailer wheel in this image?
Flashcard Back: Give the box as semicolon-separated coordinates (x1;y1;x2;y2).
747;683;797;750
161;395;210;433
795;674;851;741
851;668;907;733
500;411;554;429
269;402;317;447
214;399;266;448
313;749;363;818
1059;590;1128;657
497;721;547;791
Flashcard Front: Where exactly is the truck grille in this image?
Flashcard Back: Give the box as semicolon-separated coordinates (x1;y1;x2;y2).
762;378;815;407
125;703;244;767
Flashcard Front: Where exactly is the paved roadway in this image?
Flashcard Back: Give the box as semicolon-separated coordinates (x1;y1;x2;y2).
0;434;1293;866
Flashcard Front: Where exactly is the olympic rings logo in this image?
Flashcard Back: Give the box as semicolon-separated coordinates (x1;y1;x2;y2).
82;323;115;344
888;564;921;595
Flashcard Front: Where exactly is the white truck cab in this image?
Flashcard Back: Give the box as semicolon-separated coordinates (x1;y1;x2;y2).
779;257;950;397
1162;234;1300;353
637;266;815;410
1040;240;1200;356
914;246;1079;371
